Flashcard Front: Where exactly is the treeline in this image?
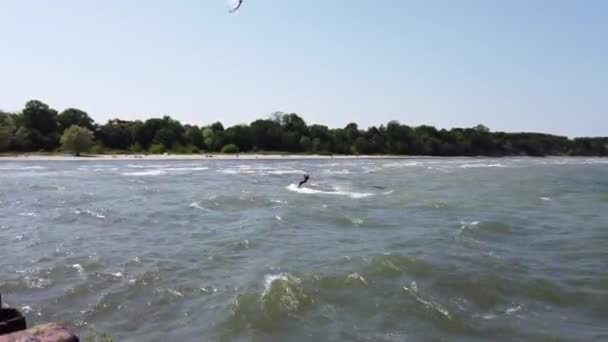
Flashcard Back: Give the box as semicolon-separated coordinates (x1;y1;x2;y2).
1;100;607;156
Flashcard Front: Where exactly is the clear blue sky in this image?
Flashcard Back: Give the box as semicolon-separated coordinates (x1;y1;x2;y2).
1;0;606;137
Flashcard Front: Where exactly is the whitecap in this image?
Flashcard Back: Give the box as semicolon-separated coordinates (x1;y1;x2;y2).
72;264;85;274
189;202;213;212
262;273;300;297
540;197;552;201
20;306;33;314
167;289;184;298
0;166;47;171
383;190;395;195
19;212;37;217
323;169;351;175
460;163;506;168
270;199;288;205
218;169;255;174
127;164;169;169
345;272;368;286
267;170;305;175
383;162;420;168
121;170;167;176
350;218;364;225
506;305;522;315
75;209;106;219
165;167;209;172
286;184;373;199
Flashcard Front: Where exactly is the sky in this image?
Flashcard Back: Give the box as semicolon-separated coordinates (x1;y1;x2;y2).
1;0;606;137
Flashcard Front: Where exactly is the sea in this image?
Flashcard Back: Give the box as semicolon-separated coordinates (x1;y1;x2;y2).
0;157;607;341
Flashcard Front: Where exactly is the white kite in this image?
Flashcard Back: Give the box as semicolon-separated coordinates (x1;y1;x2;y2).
228;0;245;13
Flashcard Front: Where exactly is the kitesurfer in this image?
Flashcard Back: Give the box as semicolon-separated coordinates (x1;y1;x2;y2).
298;174;310;188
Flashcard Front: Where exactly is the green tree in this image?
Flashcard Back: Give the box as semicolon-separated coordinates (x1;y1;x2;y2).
352;136;372;155
186;126;205;149
98;119;135;150
60;125;94;156
226;125;254;151
58;108;94;132
299;135;312;152
0;111;17;152
22;100;58;134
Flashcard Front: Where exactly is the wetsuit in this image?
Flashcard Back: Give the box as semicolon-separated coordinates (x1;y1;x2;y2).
298;174;310;188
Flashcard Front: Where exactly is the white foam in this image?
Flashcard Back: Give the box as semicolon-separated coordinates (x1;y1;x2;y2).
383;162;420;168
127;164;169;168
345;272;368;286
167;289;184;298
323;169;351;175
165;167;209;172
460;163;506;168
218;169;255;174
350;218;364;225
189;202;213;212
0;166;46;170
286;184;373;199
506;305;522;315
383;190;395;195
540;197;552;201
75;209;106;219
262;273;299;297
122;170;167;176
72;264;85;274
267;170;305;175
19;212;37;217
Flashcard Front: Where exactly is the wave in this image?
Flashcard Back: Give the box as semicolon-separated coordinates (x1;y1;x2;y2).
402;281;452;320
0;165;47;170
164;167;209;172
223;273;312;334
383;162;420;168
218;169;256;175
121;170;167;176
75;209;106;219
460;163;507;168
189;202;213;212
323;169;351;175
286;184;373;199
266;170;305;175
127;164;170;168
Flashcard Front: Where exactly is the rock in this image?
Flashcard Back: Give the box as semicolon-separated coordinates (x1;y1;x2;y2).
0;308;26;336
0;323;78;342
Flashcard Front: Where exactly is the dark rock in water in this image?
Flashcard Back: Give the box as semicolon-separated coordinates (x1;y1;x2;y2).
0;294;26;336
1;294;78;341
0;308;26;336
0;323;78;342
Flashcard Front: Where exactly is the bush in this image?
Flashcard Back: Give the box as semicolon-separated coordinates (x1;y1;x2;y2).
60;125;94;156
221;144;239;154
129;143;144;153
149;143;166;154
91;144;105;154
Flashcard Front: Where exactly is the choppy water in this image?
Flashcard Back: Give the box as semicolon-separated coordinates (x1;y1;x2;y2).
1;158;607;341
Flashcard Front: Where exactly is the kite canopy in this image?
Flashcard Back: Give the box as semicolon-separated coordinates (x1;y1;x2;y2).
228;0;244;13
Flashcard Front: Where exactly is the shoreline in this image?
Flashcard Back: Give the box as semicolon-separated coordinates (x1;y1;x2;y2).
0;153;418;161
0;153;602;162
